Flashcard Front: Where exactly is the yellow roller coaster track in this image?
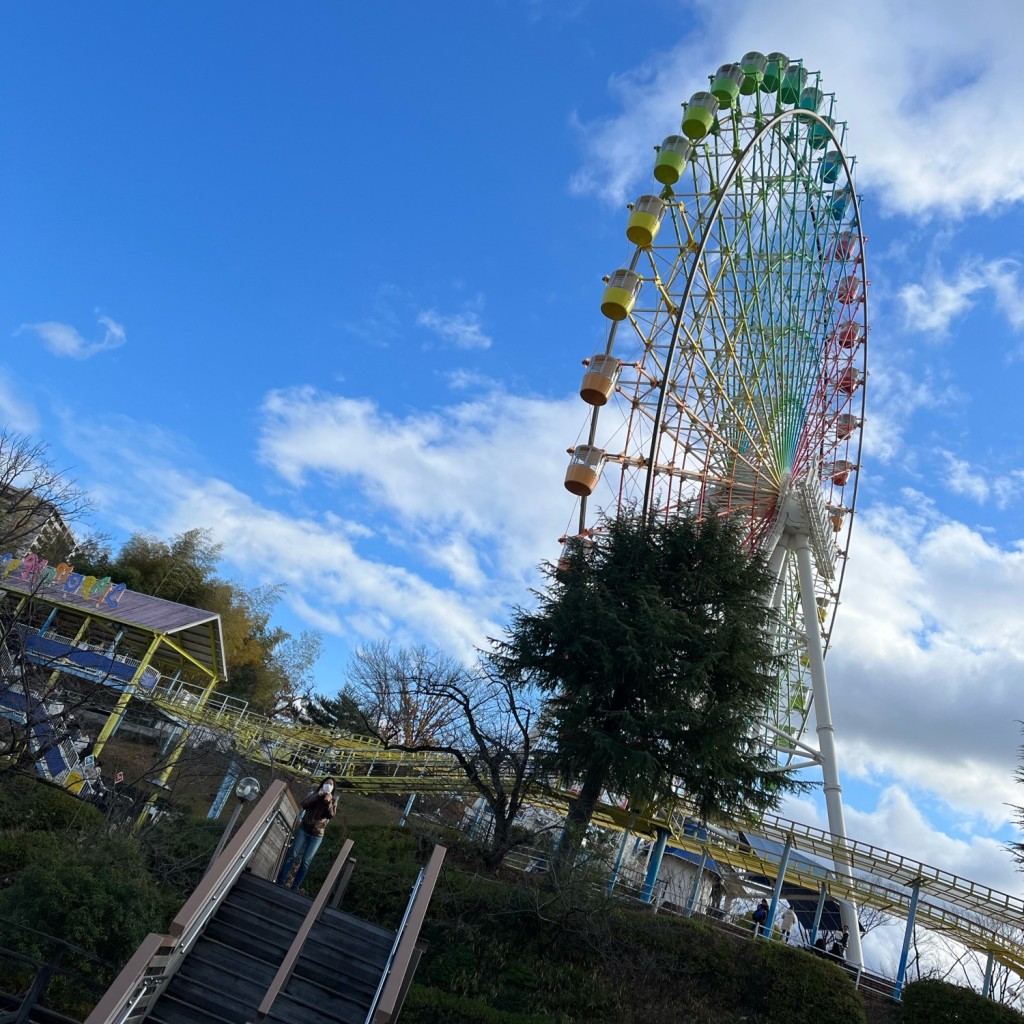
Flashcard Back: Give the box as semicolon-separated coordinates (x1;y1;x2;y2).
144;678;1024;975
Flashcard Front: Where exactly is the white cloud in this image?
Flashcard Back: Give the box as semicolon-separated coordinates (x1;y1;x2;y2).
900;278;982;335
935;452;1024;509
63;381;587;658
569;0;1024;217
416;308;492;350
782;786;1022;905
161;475;504;660
257;383;583;586
61;420;510;660
17;313;127;359
863;357;959;465
342;283;406;345
0;369;40;433
900;258;1024;335
943;451;992;504
823;506;1024;832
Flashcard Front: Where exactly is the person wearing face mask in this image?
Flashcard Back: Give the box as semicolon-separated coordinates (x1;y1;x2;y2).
276;777;338;891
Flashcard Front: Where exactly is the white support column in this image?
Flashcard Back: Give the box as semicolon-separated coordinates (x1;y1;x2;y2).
792;534;863;968
764;534;789;613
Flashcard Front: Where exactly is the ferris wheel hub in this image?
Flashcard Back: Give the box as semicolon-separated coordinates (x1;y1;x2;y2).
769;473;838;578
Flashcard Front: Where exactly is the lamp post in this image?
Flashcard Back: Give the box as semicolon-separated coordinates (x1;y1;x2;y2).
207;776;261;872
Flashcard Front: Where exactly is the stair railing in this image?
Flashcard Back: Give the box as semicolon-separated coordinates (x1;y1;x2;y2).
364;845;446;1024
247;837;356;1024
84;780;297;1024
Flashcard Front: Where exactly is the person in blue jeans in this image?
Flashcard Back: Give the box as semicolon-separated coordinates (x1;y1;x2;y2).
276;778;338;890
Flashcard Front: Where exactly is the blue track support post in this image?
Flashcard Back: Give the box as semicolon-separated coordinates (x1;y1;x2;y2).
208;759;240;820
641;829;669;905
159;725;183;757
607;830;631;896
810;883;827;947
762;835;793;939
983;950;995;999
399;793;416;827
685;849;709;917
466;797;486;838
893;879;922;1002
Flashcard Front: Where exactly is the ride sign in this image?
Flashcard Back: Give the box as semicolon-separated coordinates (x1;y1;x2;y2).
0;552;126;609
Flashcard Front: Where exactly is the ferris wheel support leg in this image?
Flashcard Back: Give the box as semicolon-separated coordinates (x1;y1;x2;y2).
766;540;790;616
766;535;787;587
792;535;864;968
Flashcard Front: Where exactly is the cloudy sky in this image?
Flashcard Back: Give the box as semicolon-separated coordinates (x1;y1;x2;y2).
4;0;1024;934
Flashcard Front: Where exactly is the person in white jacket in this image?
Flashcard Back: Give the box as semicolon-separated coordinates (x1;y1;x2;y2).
779;904;798;943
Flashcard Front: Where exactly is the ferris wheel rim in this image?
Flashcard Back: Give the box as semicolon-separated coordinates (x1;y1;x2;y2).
648;109;862;522
562;61;873;905
576;108;867;543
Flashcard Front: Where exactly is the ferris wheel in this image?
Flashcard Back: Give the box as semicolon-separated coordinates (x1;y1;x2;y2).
563;51;868;955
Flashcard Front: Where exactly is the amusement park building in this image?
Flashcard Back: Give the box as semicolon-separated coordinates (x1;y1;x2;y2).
0;484;77;559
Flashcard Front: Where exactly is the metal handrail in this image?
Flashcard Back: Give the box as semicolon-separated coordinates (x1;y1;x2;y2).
84;780;295;1024
364;845;446;1024
248;837;355;1024
363;872;423;1024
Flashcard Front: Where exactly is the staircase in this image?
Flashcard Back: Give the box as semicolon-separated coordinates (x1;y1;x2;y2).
147;874;395;1024
86;782;445;1024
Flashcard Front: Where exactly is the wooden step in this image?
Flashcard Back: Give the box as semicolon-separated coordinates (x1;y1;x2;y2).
147;991;240;1024
265;985;368;1024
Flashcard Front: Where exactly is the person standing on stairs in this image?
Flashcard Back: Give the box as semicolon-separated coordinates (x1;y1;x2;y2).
276;778;338;891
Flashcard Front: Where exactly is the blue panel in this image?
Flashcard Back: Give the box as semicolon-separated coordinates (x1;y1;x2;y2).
43;747;67;777
740;831;832;878
24;636;139;688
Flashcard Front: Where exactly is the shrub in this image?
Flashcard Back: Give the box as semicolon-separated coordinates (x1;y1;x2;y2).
738;939;867;1024
403;985;570;1023
332;823;423;927
0;776;103;832
902;979;1024;1023
0;831;174;966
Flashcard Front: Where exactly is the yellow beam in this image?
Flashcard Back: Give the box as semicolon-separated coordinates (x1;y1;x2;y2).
135;674;221;828
92;634;163;758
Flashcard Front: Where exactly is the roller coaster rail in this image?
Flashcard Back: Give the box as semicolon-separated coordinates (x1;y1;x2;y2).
9;625;1024;984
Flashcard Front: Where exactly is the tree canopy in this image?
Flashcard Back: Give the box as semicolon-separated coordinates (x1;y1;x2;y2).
491;508;801;838
0;429;90;558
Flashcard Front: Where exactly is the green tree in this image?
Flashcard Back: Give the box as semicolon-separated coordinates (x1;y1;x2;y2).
307;685;371;734
491;508;801;848
0;830;173;966
72;527;221;605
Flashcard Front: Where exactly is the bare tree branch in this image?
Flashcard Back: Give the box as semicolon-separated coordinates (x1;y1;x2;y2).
0;429;91;557
331;642;545;868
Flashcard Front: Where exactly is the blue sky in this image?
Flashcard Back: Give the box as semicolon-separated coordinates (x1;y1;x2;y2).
5;0;1024;936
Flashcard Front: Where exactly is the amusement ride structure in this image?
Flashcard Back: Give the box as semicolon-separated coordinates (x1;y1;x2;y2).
561;49;868;965
5;54;1024;1013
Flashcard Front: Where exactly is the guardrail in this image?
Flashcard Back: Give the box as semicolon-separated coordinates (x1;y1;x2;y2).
366;845;446;1024
0;922;113;1024
84;780;297;1024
